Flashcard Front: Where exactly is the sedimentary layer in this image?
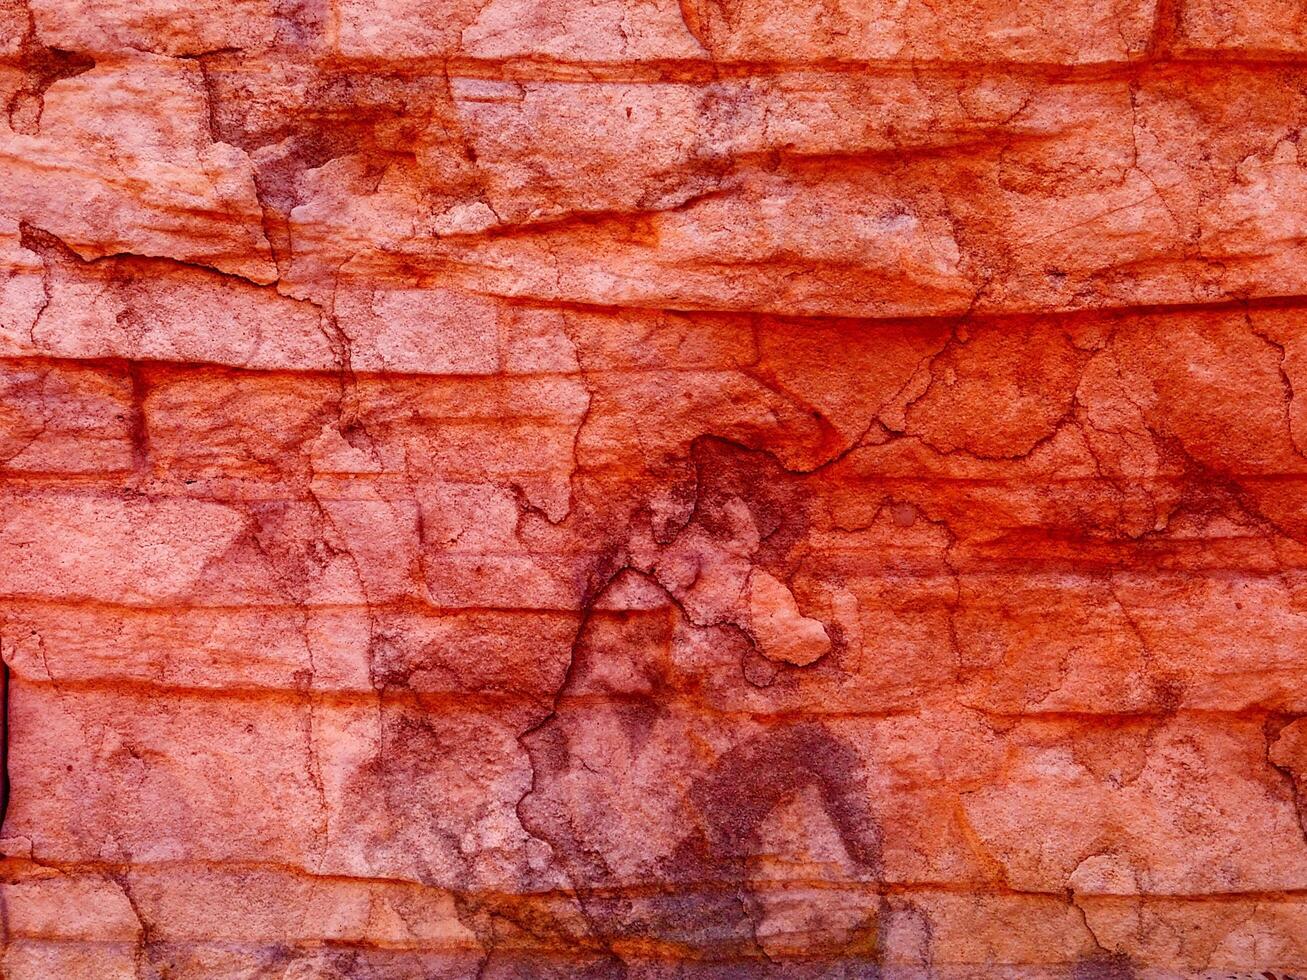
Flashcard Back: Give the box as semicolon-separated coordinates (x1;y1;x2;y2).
2;0;1307;975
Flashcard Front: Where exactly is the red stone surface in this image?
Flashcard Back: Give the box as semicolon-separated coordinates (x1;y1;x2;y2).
2;0;1307;976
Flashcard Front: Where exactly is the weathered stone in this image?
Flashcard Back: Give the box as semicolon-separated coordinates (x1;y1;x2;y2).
2;0;1307;974
0;57;274;281
747;568;831;666
1176;0;1307;55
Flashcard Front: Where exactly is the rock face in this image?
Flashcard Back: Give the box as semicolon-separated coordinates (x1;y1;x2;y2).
2;0;1307;975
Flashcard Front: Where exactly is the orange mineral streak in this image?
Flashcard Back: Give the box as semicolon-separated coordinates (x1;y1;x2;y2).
2;0;1307;975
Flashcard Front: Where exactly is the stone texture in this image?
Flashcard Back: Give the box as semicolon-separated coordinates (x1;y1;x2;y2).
2;0;1307;976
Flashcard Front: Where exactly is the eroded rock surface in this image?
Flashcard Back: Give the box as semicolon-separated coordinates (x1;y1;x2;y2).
2;0;1307;975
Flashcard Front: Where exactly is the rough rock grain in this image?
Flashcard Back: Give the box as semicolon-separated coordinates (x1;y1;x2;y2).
2;0;1307;976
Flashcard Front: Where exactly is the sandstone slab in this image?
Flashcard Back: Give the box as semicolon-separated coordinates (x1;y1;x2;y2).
3;0;1307;975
